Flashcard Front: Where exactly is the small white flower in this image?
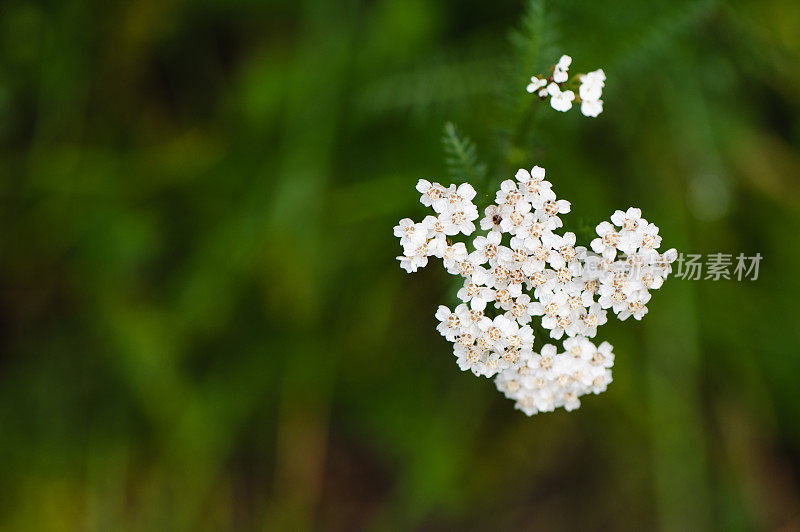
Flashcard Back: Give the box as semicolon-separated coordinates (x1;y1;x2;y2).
457;278;496;311
652;248;678;278
592;341;615;368
441;204;479;236
516;219;557;246
544;232;577;270
495;180;525;210
531;187;571;227
473;232;503;268
401;224;430;257
454;343;486;375
470;264;493;287
563;278;595;309
590;221;620;260
631;270;663;292
508;294;536;325
477;314;517;349
393;218;414;239
501;325;535;355
421;214;447;240
531;288;569;327
617;290;651;321
432;182;477;214
435;305;462;341
500;240;540;276
426;236;447;258
610;207;646;255
396;251;428;273
394;218;426;249
456;304;483;337
547;83;575;112
492;283;523;311
580;303;607;337
450;251;484;279
441;242;468;271
638;222;662;252
562;335;593;360
580;99;603;118
484;261;513;289
590;369;613;394
515;165;551;198
530;344;559;378
499;202;533;235
553;54;572;83
526;76;547;94
562;393;581;411
416;179;446;207
515;166;544;184
578;69;605;101
578;69;605;117
480;204;504;232
611;207;643;231
617;232;644;256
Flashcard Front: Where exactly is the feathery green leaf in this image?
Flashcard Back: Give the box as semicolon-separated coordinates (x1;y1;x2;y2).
442;122;488;184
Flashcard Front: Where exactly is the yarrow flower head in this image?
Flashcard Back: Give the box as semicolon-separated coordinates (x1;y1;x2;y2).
394;166;678;416
526;55;606;118
394;50;675;417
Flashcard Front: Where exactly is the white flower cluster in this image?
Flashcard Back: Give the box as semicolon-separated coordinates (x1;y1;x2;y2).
495;337;614;414
526;54;606;117
394;167;677;416
393;180;479;273
590;208;679;321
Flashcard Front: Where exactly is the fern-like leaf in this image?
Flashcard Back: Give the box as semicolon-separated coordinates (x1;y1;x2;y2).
442;122;487;185
508;0;560;79
491;0;561;168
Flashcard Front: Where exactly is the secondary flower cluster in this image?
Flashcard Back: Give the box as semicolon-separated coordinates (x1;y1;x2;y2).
495;337;613;415
394;167;677;415
526;54;605;117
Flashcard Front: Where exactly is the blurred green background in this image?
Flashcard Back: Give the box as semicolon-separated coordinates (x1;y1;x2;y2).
1;0;800;529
